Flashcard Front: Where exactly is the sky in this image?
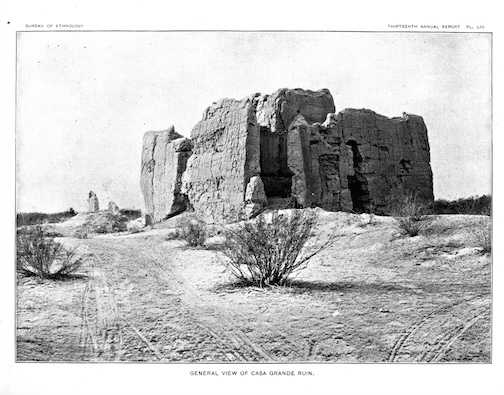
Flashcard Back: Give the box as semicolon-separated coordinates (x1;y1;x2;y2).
16;32;492;213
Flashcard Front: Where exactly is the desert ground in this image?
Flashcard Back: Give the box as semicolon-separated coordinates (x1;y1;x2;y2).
16;210;491;363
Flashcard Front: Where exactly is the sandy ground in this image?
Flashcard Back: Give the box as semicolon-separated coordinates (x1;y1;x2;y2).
16;211;491;362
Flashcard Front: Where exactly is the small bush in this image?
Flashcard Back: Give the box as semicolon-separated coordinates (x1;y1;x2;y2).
353;213;375;227
177;215;207;247
120;209;142;221
74;230;89;239
128;226;143;234
471;218;491;254
16;209;77;227
428;195;491;216
94;225;109;234
218;210;338;287
17;226;85;279
391;194;430;237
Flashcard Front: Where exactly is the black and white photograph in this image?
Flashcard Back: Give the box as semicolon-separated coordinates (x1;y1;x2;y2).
1;3;502;395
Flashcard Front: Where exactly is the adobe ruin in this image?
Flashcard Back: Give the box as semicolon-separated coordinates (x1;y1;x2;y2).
87;191;99;212
140;88;434;223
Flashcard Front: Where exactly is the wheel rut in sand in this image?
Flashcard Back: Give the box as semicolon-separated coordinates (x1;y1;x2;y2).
388;294;491;363
115;241;278;361
81;238;284;362
80;245;194;361
80;247;153;361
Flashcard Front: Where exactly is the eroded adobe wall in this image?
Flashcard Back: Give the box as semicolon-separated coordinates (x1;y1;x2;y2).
256;88;336;133
140;126;192;223
181;94;265;223
141;88;434;223
287;114;354;211
287;108;434;214
256;88;336;201
335;109;434;212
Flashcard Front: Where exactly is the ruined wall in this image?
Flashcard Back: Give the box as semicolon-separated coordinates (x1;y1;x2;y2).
256;88;335;133
287;109;434;214
141;88;434;223
287;114;354;211
335;109;434;212
256;88;336;202
181;94;265;223
140;126;192;222
88;191;99;212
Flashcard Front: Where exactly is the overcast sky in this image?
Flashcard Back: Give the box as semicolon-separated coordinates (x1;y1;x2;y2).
16;32;491;213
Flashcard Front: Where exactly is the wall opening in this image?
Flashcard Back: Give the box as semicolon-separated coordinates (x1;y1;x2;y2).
346;140;371;212
259;127;293;200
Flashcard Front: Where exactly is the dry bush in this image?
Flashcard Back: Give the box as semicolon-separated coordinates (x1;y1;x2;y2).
177;214;207;247
119;208;142;220
353;213;376;227
16;208;77;227
428;195;491;215
391;194;430;237
74;229;89;239
128;225;143;234
17;226;85;279
218;210;338;287
471;218;491;254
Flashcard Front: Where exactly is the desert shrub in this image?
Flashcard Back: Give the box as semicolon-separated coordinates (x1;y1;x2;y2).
428;195;491;216
94;225;109;234
218;210;337;287
177;215;207;247
471;218;491;254
128;225;143;234
120;209;142;221
74;229;89;239
17;212;50;226
17;226;85;279
391;194;430;237
353;213;375;227
17;208;77;227
109;214;129;232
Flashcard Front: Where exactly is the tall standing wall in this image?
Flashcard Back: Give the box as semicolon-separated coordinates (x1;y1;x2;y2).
255;88;336;202
285;108;434;214
181;94;264;223
140;126;192;223
335;109;434;212
141;88;434;223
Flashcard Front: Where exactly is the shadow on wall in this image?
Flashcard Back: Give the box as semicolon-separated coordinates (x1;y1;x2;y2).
346;140;371;213
260;128;293;201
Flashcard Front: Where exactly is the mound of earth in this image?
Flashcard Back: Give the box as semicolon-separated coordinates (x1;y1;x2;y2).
47;211;130;237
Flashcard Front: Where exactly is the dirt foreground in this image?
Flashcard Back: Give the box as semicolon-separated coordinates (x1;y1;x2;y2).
16;210;491;362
